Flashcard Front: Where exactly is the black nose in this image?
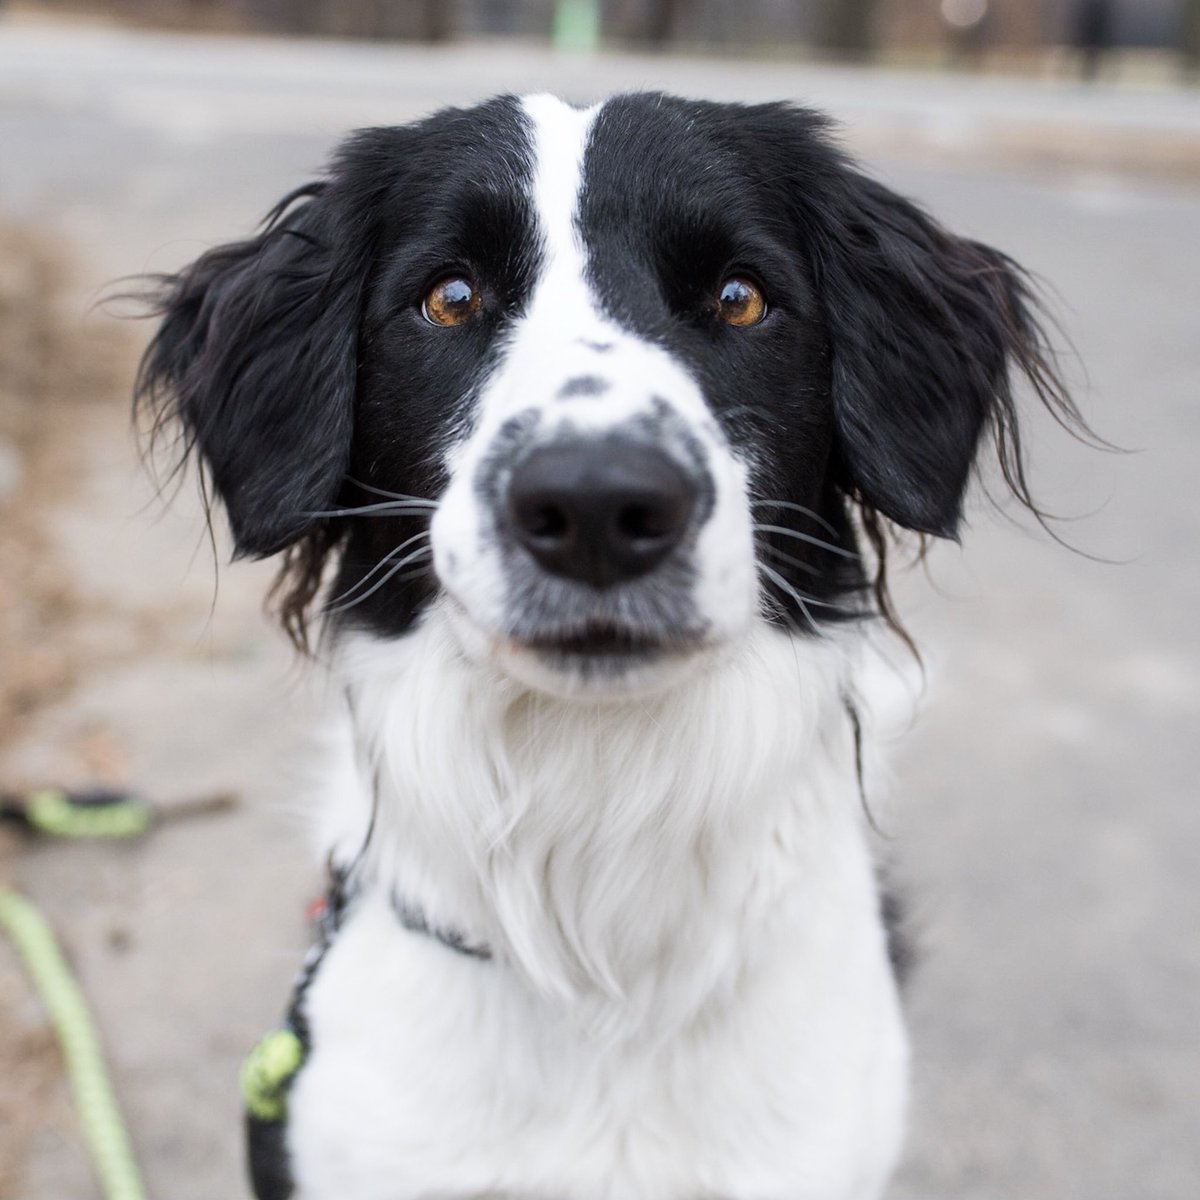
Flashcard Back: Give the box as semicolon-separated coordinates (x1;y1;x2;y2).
506;440;695;588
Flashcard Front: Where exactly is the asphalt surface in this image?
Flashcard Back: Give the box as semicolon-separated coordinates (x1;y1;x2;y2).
1;16;1197;1200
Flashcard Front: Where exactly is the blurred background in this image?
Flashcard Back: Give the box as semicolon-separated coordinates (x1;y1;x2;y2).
0;2;1197;1199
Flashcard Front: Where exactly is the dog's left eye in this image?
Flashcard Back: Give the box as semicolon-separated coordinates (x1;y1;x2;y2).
423;276;481;327
715;278;767;327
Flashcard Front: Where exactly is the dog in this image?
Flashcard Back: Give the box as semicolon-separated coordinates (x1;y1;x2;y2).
138;92;1079;1200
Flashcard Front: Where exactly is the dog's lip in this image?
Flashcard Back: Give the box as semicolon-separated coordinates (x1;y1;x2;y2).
522;621;668;658
511;619;709;661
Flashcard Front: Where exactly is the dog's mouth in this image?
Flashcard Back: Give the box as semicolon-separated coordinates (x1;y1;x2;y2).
523;620;673;660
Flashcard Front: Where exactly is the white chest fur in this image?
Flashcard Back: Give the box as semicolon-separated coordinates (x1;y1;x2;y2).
287;607;908;1200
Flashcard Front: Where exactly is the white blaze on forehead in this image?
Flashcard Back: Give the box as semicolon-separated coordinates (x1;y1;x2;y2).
512;93;705;432
520;93;604;333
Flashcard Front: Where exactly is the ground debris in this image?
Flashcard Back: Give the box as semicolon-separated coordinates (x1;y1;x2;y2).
0;224;135;756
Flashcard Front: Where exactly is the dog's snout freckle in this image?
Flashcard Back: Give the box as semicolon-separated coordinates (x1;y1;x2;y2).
558;375;611;400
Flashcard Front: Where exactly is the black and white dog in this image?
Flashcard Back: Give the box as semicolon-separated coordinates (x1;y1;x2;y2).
140;93;1077;1200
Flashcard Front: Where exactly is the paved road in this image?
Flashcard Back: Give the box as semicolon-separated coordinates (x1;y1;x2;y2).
1;17;1197;1200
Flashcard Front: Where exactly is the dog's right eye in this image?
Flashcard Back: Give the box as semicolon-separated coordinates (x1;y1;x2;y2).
423;276;481;327
715;277;767;327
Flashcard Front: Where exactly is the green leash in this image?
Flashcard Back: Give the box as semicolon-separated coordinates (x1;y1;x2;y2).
1;786;235;840
5;788;154;838
0;886;148;1200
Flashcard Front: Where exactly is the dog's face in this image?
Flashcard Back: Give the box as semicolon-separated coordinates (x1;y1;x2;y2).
141;93;1062;697
412;94;841;694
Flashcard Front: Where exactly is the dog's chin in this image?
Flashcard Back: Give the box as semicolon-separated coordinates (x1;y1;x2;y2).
444;602;714;701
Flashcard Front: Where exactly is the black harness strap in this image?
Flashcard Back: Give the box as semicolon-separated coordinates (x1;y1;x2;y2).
391;889;493;961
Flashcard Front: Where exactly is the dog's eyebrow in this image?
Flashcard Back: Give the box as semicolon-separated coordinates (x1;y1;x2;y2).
558;375;610;399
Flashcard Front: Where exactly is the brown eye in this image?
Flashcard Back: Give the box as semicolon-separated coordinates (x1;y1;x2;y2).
715;277;767;327
423;275;481;326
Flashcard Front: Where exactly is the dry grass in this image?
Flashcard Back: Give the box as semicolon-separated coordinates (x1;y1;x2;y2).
0;226;132;756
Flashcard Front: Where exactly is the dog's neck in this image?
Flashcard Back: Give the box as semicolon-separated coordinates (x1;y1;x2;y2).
324;603;870;1037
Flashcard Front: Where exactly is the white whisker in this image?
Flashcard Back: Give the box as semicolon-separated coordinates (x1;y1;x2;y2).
324;546;434;615
757;541;823;578
346;478;437;505
757;562;817;629
304;500;437;518
326;531;432;609
753;523;859;560
750;498;839;537
758;562;857;622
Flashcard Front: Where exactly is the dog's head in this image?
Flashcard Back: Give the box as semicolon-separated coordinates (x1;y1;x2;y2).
139;93;1074;696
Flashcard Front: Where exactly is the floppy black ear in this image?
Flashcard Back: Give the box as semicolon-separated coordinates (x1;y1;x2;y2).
137;184;359;558
809;168;1059;539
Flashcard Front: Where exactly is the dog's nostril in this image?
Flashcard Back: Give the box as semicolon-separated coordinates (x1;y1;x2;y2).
617;503;652;541
527;504;569;540
507;440;695;588
616;501;677;544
